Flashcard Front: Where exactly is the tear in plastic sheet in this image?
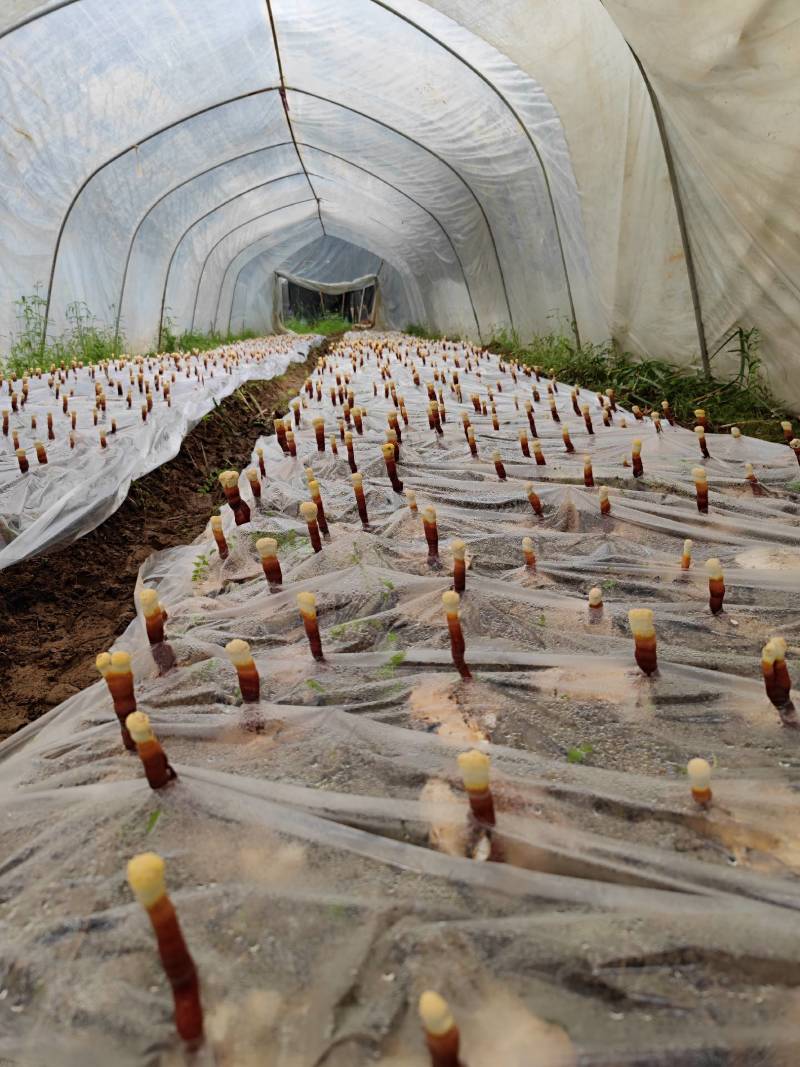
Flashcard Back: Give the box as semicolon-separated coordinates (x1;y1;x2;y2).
0;337;318;571
3;333;800;1065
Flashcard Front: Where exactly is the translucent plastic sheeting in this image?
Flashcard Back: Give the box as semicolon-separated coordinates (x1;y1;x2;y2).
275;271;378;299
3;333;800;1064
0;0;604;359
0;336;317;570
430;0;800;396
281;235;381;287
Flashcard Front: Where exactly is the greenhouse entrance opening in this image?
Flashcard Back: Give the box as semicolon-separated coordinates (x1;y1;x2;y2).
283;278;376;327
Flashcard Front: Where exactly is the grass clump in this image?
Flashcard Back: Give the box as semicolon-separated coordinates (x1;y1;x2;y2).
3;288;125;375
284;312;351;336
1;289;265;376
159;324;258;353
489;326;793;444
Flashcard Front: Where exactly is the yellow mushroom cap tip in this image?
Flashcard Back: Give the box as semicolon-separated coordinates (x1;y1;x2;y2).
694;425;705;436
599;485;609;499
218;469;240;488
692;466;707;481
628;608;655;638
95;651;112;673
225;638;252;666
442;590;460;612
140;588;160;614
256;537;277;557
492;449;501;461
422;505;437;522
351;472;363;486
687;758;712;789
781;421;792;431
767;636;787;660
110;650;132;671
125;711;152;743
127;852;166;909
300;501;318;521
731;426;741;437
210;515;223;530
683;539;693;554
246;467;259;481
632;438;642;450
706;558;723;579
450;539;466;559
297;591;317;612
588;586;603;606
418;991;454;1036
381;442;395;456
791;439;800;449
522;536;534;551
457;748;491;790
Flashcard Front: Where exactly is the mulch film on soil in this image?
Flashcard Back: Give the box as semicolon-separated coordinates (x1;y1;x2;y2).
0;345;323;739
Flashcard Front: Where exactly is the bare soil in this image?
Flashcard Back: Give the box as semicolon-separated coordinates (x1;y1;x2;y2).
0;344;326;740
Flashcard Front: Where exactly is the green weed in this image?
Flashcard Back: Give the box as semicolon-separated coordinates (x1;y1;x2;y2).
3;288;126;374
192;553;211;582
249;529;307;550
284;313;351;337
567;743;594;764
163;328;258;354
489;327;793;444
378;650;406;678
145;809;162;834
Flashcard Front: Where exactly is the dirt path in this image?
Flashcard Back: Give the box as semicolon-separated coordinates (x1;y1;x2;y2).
0;341;328;739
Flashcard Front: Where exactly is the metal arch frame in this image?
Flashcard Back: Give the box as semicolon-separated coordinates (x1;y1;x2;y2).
625;49;711;376
9;11;519;349
263;0;325;237
0;0;81;40
203;175;444;335
2;0;711;360
226;236;388;337
157;171;307;349
37;86;281;356
113;141;294;349
186;141;482;339
6;0;578;344
366;0;580;346
223;219;325;336
298;143;482;341
117;138;484;351
287;88;514;327
42;86;510;355
193;200;322;336
218;214;424;338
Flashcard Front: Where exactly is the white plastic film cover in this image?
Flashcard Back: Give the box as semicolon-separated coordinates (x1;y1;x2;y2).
0;336;317;569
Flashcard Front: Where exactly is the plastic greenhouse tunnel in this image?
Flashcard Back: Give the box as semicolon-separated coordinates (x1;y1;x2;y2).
2;4;800;1066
